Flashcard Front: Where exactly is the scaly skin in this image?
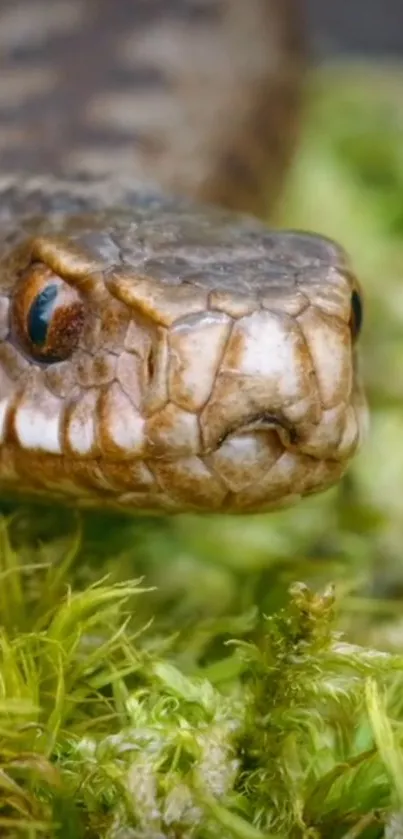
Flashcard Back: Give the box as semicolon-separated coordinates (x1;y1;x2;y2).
0;1;366;514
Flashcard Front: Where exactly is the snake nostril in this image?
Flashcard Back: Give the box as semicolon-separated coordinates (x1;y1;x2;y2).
147;346;156;381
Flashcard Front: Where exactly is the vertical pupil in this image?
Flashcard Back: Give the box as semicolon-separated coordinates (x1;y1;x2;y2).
28;284;58;346
351;289;363;338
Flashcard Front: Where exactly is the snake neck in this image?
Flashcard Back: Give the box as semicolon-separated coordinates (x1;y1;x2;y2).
0;0;305;218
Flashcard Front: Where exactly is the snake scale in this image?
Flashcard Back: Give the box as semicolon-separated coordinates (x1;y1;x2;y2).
0;0;366;515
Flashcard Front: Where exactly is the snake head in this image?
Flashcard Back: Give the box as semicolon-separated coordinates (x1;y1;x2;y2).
0;181;367;513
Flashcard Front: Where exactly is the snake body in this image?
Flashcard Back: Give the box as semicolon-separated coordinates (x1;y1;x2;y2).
0;0;366;514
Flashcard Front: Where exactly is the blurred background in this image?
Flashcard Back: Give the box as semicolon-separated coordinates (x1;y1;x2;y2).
307;0;403;57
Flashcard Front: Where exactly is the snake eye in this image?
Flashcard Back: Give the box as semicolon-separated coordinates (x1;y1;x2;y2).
12;262;85;363
349;288;363;342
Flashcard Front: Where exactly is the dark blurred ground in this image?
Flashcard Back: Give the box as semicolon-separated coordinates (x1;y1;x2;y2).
307;0;403;58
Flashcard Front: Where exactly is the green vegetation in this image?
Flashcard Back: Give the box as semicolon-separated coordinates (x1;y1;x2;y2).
2;63;403;837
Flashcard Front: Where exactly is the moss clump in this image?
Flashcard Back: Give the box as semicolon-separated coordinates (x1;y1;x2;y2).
1;519;403;838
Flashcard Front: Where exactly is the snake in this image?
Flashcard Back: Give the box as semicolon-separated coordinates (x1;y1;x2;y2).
0;0;367;516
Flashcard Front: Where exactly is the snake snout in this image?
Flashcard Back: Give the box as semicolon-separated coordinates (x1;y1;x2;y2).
190;304;365;510
199;305;360;456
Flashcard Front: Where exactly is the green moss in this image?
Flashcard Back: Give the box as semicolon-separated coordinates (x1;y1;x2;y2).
2;62;403;836
1;543;403;838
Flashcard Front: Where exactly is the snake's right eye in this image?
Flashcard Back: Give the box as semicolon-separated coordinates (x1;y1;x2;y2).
12;262;85;363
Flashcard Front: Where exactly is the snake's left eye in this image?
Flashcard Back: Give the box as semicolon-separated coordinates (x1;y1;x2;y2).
12;262;85;363
349;288;363;342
